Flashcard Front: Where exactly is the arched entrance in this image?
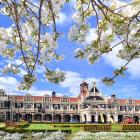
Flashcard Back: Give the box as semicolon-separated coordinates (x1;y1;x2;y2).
84;114;87;123
98;114;107;123
103;114;107;123
133;116;139;124
73;115;80;122
6;111;10;121
45;114;52;122
54;114;61;122
34;114;42;121
91;115;95;123
63;114;70;122
98;114;102;123
14;113;22;121
118;115;123;123
111;115;114;120
25;114;32;122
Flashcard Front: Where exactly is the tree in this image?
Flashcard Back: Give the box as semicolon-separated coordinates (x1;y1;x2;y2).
0;0;65;90
69;0;140;85
0;0;140;89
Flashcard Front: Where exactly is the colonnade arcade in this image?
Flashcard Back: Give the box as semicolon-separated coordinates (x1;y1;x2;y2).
4;111;140;124
11;113;81;122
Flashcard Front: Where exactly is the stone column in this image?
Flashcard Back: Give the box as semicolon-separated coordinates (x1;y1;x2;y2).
86;113;91;123
32;114;35;121
95;113;98;123
61;114;64;122
107;113;110;123
4;112;6;120
42;114;44;122
81;114;86;123
52;114;54;122
114;114;118;123
70;114;73;122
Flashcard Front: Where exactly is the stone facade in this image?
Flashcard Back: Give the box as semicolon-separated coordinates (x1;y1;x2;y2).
0;81;140;123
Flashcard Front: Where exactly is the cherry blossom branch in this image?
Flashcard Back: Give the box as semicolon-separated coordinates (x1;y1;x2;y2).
48;0;58;41
30;0;44;75
12;0;30;73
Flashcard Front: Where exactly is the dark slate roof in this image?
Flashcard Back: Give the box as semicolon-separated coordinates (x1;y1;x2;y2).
86;96;104;100
90;87;99;92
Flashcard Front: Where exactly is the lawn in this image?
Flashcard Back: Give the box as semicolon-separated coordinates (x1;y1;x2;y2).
111;124;123;131
2;123;139;133
0;123;5;128
22;123;81;132
22;123;126;132
23;123;52;130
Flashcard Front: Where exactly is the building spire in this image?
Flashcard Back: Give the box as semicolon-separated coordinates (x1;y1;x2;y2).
92;81;96;87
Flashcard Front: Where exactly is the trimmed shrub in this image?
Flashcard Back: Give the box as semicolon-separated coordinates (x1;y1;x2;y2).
81;124;111;132
123;124;140;131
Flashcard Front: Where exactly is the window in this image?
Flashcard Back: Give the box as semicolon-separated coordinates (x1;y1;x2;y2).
53;104;60;110
135;106;139;111
24;103;33;109
128;106;133;111
4;101;10;108
44;97;51;102
127;99;134;105
120;106;126;111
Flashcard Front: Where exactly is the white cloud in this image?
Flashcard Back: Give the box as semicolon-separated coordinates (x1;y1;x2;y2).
86;28;97;44
0;71;100;97
103;43;140;79
60;71;100;96
27;87;52;96
0;76;19;94
127;59;140;79
104;44;125;68
85;28;140;79
0;76;65;96
116;84;140;99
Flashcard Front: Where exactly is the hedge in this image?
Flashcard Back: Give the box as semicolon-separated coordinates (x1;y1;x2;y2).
81;124;111;132
2;128;71;133
123;125;140;131
31;121;84;124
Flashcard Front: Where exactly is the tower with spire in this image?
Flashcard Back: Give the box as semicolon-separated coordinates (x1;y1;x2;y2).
79;81;89;100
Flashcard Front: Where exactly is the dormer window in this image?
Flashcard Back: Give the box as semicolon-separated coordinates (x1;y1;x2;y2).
127;99;134;105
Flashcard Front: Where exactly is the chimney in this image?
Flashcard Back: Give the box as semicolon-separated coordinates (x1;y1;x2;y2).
52;91;56;97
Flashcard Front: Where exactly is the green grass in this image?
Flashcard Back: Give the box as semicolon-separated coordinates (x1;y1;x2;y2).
3;123;137;133
23;123;52;130
111;124;123;131
22;123;81;132
21;123;114;133
0;123;5;128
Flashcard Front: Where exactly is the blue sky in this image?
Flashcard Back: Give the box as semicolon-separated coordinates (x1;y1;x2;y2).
0;1;140;99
